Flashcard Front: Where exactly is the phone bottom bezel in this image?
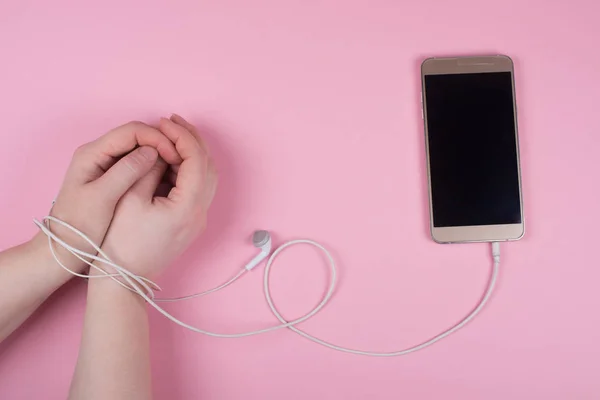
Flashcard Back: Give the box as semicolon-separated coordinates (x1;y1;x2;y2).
431;223;524;244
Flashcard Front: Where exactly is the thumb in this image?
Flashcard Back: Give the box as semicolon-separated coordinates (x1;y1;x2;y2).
94;146;159;202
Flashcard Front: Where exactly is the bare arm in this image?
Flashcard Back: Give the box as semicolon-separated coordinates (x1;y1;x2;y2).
0;234;73;341
69;269;152;400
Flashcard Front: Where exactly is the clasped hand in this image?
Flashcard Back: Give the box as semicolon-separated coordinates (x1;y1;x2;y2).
39;114;218;280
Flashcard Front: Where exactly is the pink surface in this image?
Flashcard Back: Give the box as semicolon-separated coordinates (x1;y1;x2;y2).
1;0;599;399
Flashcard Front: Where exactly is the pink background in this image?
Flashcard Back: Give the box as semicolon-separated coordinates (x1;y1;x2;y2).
1;0;599;399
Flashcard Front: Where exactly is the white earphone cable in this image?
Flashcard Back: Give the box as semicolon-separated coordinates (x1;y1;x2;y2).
34;216;500;356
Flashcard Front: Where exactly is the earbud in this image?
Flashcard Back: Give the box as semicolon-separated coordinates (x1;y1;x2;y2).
244;230;272;271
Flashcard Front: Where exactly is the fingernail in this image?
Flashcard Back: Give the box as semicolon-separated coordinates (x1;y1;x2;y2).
139;146;158;161
171;113;185;122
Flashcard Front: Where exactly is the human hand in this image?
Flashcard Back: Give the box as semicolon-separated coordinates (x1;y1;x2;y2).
36;122;183;274
97;115;217;279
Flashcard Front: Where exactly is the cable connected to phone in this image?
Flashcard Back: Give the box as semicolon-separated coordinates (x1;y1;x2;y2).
33;215;500;356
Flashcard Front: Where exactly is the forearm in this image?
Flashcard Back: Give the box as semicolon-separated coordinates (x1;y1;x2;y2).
69;268;152;400
0;233;76;341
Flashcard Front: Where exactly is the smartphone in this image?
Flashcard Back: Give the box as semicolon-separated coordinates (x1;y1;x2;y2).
421;55;524;243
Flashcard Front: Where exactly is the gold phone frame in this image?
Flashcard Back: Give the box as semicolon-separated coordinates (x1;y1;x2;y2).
421;55;525;243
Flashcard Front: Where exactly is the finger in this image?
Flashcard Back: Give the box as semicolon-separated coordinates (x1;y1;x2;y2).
170;114;209;153
158;118;208;207
168;115;217;205
92;146;159;203
93;121;182;165
69;121;181;184
129;157;168;200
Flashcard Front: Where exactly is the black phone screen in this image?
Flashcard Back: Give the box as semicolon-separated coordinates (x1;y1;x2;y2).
423;72;522;228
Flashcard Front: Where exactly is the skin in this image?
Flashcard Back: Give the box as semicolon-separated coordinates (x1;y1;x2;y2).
0;115;216;400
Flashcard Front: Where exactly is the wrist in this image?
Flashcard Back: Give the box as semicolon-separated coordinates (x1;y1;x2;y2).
87;262;148;306
31;225;93;276
5;233;78;297
99;240;169;281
